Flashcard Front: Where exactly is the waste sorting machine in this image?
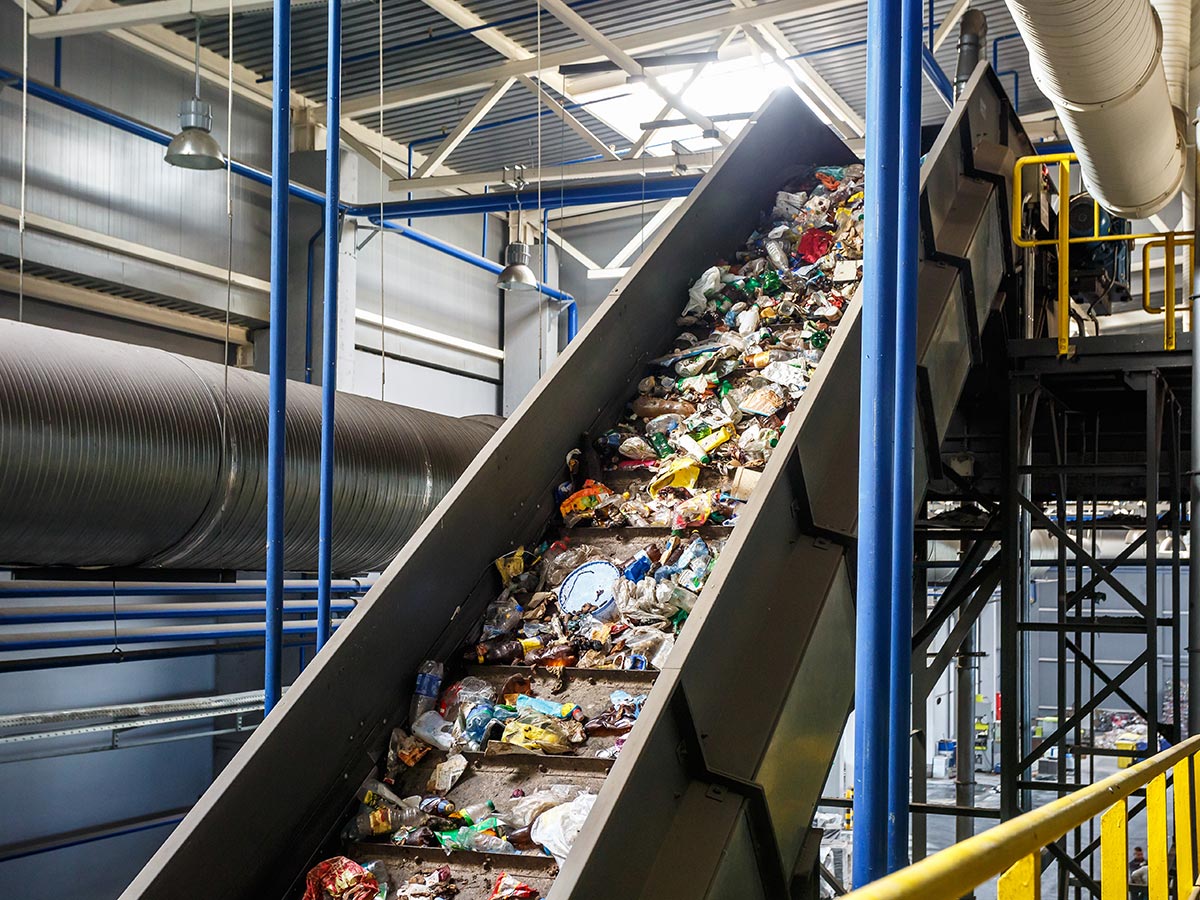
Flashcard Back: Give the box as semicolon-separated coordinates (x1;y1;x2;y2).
123;66;1030;900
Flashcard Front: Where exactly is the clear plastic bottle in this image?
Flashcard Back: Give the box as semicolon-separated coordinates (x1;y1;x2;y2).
357;777;406;809
451;800;497;826
408;659;444;722
345;801;427;840
481;597;523;639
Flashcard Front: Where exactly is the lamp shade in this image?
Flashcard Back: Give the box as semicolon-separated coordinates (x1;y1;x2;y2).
165;97;223;170
497;241;538;292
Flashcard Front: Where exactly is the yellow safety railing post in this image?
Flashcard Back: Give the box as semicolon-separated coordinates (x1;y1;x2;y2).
998;852;1040;900
1148;771;1169;900
1101;800;1127;900
1165;232;1177;351
1057;160;1071;357
1174;757;1194;891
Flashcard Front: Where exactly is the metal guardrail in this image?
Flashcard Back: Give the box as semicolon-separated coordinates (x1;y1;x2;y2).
842;733;1200;900
1012;152;1190;356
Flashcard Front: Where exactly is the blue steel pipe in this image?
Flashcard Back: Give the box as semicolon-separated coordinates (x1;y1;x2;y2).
0;68;326;207
316;0;342;653
2;600;358;624
0;581;370;599
375;221;575;304
264;0;291;715
854;0;902;887
347;176;702;220
888;0;921;874
1;619;346;652
920;44;954;107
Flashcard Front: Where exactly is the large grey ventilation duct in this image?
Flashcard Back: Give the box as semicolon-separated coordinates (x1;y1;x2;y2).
1005;0;1186;219
0;320;497;573
954;9;987;100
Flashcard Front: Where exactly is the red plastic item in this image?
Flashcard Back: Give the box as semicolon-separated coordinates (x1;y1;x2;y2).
301;857;379;900
488;873;540;899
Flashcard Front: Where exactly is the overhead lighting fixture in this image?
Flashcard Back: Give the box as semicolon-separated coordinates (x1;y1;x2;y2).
165;23;224;170
497;242;538;292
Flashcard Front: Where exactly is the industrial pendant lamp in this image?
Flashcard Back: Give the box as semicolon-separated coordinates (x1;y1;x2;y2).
497;240;538;291
165;22;224;170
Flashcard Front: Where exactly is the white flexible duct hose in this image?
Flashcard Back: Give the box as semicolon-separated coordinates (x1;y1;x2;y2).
1153;0;1191;117
1006;0;1185;218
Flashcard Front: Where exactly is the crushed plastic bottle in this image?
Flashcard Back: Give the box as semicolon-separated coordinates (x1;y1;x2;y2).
408;659;444;722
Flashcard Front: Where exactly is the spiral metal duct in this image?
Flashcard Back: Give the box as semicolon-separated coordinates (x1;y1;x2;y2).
0;320;496;573
1005;0;1186;218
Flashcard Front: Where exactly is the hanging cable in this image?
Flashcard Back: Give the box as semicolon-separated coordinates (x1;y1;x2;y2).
222;12;236;449
18;0;29;322
377;0;386;400
535;0;544;377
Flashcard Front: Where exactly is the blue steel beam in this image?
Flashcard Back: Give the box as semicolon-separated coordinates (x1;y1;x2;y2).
1;619;346;652
0;581;370;599
920;45;954;107
264;0;291;715
1;600;358;624
374;220;574;304
855;0;902;887
0;68;326;206
316;0;342;652
888;0;921;874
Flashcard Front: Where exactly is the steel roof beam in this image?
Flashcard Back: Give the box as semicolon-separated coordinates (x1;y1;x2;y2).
29;0;279;37
413;78;517;177
387;150;719;193
538;0;732;144
335;0;863;118
517;75;621;161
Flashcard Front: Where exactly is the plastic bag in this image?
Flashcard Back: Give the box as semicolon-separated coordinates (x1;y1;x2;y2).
411;710;454;751
647;457;699;495
481;597;524;640
671;492;714;531
684;266;721;316
488;873;540;899
439;676;497;721
735;306;760;335
302;857;380;900
613;577;677;622
505;784;579;828
530;792;598;864
618;436;658;460
620;626;676;669
385;727;430;780
500;714;578;754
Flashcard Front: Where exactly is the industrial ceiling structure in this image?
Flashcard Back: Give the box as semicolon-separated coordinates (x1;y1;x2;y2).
15;0;1054;201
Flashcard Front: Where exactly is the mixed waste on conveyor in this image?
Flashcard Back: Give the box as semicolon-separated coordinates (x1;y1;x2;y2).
302;163;865;900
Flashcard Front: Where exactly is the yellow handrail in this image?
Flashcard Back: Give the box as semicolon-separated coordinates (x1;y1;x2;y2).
842;734;1200;900
1012;152;1190;354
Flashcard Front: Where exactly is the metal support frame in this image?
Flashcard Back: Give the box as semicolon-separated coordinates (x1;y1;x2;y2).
887;0;920;873
995;354;1189;895
313;0;341;652
854;0;901;883
264;0;291;713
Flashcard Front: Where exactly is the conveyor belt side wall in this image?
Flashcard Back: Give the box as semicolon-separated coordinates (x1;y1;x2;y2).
551;63;1028;899
122;65;1028;900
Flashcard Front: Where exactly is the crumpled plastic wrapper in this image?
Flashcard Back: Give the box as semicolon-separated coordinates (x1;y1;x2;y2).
302;857;380;900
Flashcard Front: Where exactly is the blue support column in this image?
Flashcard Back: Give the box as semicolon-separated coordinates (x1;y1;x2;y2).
854;0;902;887
264;0;291;713
887;0;921;874
315;0;341;652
